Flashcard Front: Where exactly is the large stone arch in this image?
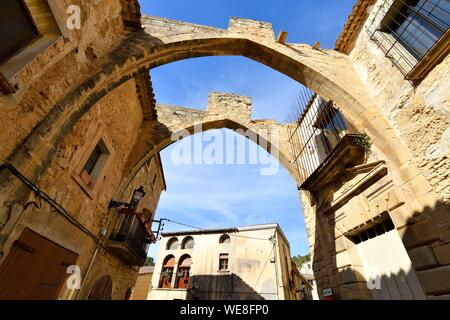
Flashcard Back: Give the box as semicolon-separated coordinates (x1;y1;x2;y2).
3;15;409;192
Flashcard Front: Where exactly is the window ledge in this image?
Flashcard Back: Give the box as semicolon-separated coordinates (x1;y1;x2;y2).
217;270;230;274
406;29;450;81
0;34;60;80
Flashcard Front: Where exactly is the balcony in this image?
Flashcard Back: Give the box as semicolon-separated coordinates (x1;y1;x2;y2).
107;215;153;266
287;88;369;191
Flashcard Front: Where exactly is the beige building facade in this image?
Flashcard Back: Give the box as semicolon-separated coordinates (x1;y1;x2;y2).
0;0;448;300
131;266;154;300
149;224;302;300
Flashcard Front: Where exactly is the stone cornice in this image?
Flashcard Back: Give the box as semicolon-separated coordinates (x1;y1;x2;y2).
335;0;376;54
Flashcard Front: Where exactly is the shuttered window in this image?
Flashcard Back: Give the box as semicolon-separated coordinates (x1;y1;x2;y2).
219;253;229;271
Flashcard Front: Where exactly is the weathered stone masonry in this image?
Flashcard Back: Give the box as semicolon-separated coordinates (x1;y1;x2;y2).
0;0;448;299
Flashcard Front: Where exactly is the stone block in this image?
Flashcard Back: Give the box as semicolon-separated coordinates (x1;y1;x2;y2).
417;265;450;295
433;243;450;266
334;251;351;268
408;245;439;270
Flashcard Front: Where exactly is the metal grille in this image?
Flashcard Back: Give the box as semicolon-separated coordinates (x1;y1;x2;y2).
366;0;450;79
286;88;355;188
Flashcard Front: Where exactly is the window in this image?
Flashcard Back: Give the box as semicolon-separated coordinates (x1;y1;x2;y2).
166;237;179;250
346;213;396;244
0;0;39;65
151;174;157;188
367;0;450;80
384;0;449;61
158;255;175;288
88;275;112;300
219;253;229;271
79;139;110;188
175;255;192;289
181;236;194;249
219;234;230;244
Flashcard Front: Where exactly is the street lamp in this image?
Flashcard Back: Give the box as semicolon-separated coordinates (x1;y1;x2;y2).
108;186;146;210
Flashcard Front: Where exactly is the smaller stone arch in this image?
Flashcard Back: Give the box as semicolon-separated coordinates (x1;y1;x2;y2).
88;275;113;300
219;234;231;244
181;236;195;249
166;237;179;250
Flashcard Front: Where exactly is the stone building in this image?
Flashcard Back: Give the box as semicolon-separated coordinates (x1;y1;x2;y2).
0;0;448;300
149;224;303;300
131;266;154;300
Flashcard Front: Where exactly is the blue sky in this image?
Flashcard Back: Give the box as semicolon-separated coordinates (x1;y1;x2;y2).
141;0;355;258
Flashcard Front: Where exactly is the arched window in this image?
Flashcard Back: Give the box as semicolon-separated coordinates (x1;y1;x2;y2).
88;275;113;300
159;255;175;288
175;255;192;289
166;237;179;250
219;234;230;244
181;236;194;249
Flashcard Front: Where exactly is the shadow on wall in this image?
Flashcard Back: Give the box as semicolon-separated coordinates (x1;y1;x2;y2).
186;274;266;300
312;182;450;300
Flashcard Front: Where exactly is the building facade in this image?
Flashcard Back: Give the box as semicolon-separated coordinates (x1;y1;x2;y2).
131;266;154;300
149;224;302;300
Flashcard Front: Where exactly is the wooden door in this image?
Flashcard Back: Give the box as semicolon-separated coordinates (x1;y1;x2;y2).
0;228;79;300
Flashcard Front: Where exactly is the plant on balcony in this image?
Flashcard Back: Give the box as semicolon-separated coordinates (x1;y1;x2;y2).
353;132;372;149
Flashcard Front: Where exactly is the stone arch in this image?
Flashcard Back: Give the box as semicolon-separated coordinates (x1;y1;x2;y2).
117;92;295;196
4;15;409;197
87;275;113;300
219;234;230;244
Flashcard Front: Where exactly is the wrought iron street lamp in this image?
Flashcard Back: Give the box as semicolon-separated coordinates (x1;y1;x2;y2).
108;186;146;210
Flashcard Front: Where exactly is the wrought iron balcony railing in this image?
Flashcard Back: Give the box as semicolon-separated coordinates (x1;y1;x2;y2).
287;88;363;189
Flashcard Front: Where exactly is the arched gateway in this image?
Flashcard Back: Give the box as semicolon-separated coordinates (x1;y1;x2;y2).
0;8;448;300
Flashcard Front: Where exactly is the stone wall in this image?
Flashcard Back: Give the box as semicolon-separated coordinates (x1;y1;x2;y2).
0;78;165;299
301;0;450;300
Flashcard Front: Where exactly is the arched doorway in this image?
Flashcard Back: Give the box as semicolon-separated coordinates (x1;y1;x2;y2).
158;255;175;289
175;255;192;289
88;275;113;300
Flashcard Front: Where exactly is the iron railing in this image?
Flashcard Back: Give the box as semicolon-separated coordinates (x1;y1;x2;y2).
110;215;150;261
366;0;449;79
286;88;356;187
